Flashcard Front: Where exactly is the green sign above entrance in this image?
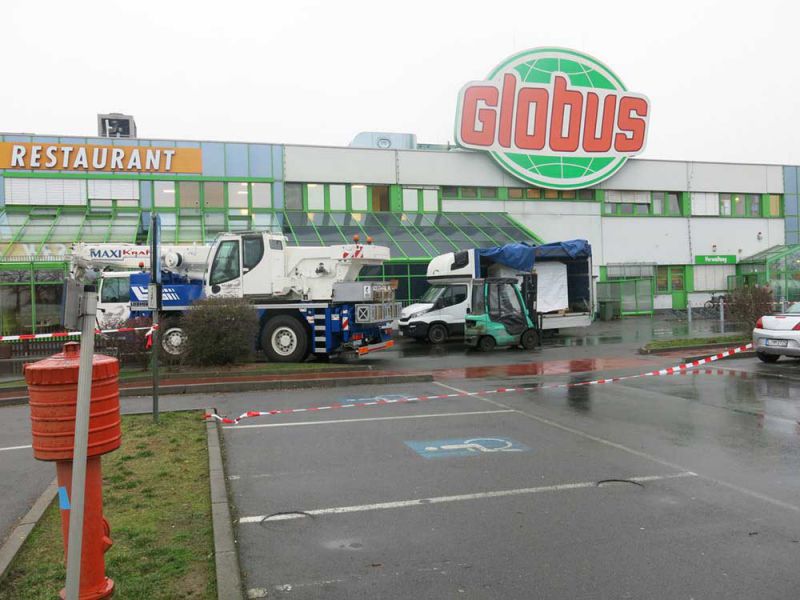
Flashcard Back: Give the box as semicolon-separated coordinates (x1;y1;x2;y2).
454;47;650;190
695;255;737;265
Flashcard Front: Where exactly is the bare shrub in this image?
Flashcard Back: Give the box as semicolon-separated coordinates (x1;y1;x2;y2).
182;297;258;366
726;285;775;330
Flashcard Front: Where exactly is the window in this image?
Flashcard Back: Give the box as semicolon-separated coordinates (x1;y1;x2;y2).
479;187;497;199
544;189;558;199
269;239;283;250
242;236;264;270
307;184;324;210
228;182;249;208
252;183;271;209
657;265;685;292
403;188;419;212
472;283;485;315
329;185;346;211
210;240;240;285
488;281;522;318
732;194;745;216
577;189;594;201
179;181;200;208
667;193;681;214
100;277;130;303
284;183;303;210
449;284;468;305
422;189;438;212
748;194;760;216
653;192;664;214
719;194;732;216
154;181;175;208
204;182;224;208
461;187;478;198
351;185;368;211
509;189;524;199
561;190;576;200
768;194;782;216
5;178;87;206
442;186;458;197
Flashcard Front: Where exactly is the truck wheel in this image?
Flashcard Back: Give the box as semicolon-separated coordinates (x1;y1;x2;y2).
262;315;308;362
521;329;539;350
160;318;188;357
757;352;780;363
427;324;448;344
478;336;496;352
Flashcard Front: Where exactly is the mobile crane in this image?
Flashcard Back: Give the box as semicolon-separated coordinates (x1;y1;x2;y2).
70;231;400;362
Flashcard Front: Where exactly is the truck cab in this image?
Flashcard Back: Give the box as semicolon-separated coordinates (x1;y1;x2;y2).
399;282;470;343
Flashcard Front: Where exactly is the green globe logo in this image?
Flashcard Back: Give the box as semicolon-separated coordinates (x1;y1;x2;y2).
454;47;650;190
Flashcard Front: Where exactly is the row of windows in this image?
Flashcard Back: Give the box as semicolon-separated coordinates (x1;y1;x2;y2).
441;186;595;201
1;178;786;220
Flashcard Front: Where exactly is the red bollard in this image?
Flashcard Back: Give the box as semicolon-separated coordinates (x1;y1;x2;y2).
24;342;121;600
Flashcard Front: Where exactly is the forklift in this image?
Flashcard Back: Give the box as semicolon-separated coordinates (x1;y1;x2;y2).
464;273;540;351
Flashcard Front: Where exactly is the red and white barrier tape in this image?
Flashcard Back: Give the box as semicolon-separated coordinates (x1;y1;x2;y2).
207;343;754;425
0;324;158;343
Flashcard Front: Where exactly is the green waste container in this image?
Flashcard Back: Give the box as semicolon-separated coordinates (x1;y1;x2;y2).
598;300;621;321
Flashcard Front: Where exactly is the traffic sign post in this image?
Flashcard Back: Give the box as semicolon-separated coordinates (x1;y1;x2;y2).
150;213;162;423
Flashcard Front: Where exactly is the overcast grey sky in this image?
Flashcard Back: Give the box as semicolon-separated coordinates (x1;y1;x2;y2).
3;0;798;164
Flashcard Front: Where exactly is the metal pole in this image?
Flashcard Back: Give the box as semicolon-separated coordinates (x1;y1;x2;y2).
720;296;725;335
686;301;692;331
152;308;159;423
64;286;97;600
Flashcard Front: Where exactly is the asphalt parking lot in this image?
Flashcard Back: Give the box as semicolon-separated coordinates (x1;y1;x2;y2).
220;370;800;599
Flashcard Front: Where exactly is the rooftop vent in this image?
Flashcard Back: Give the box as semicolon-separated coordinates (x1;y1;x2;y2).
97;113;137;138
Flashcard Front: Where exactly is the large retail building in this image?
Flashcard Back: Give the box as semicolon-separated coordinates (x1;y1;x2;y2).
0;128;796;335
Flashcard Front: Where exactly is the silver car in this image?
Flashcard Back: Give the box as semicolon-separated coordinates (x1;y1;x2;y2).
752;303;800;362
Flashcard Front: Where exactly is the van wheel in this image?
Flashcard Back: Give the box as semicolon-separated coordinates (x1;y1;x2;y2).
521;329;539;350
262;316;308;362
478;336;496;352
427;324;448;344
757;352;780;363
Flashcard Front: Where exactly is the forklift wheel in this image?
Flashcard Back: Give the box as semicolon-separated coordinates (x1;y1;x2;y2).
478;336;496;352
521;329;539;350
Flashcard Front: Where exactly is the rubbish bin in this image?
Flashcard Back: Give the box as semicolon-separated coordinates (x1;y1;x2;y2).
598;300;621;321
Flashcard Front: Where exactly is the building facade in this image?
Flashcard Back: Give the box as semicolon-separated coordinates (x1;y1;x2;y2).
0;131;793;334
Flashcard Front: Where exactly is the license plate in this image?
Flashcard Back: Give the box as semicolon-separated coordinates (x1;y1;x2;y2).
766;339;789;347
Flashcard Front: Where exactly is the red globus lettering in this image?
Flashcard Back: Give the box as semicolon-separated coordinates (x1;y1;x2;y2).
460;86;499;147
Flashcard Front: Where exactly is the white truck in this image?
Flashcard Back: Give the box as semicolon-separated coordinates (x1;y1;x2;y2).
398;241;593;343
70;231;401;361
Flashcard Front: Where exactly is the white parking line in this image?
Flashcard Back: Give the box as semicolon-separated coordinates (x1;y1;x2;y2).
0;444;32;453
238;471;696;523
225;409;515;430
434;381;800;513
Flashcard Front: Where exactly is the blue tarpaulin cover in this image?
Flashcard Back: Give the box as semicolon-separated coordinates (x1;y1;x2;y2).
533;239;592;260
475;243;536;272
475;240;591;272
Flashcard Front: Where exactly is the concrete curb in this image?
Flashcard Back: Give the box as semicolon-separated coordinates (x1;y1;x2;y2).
206;407;244;600
0;479;57;581
0;373;434;406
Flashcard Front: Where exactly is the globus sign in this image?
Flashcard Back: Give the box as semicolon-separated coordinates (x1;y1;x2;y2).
455;47;650;189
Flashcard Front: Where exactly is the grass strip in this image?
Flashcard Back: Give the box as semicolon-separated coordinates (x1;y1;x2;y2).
0;411;215;600
644;334;749;352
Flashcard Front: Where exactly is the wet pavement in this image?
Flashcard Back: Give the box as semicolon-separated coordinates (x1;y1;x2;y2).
212;356;800;599
4;318;797;599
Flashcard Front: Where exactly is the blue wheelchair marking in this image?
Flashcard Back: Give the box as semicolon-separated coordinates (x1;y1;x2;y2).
405;437;530;459
58;486;70;510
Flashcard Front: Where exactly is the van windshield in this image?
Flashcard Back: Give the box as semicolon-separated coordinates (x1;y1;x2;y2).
420;286;446;304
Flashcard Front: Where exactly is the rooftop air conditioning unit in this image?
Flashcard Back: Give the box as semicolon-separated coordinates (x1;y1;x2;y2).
97;113;137;138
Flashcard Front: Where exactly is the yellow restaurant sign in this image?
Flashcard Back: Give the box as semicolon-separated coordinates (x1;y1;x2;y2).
0;141;202;173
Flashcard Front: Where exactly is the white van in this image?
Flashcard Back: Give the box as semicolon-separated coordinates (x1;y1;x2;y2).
398;282;470;343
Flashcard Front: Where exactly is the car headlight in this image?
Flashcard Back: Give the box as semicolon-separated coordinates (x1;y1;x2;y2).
408;309;429;319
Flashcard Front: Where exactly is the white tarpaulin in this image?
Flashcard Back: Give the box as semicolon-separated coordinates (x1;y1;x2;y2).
488;261;569;313
534;261;568;313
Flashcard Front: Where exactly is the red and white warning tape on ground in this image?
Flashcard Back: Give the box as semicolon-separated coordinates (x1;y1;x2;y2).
0;324;158;343
206;343;754;425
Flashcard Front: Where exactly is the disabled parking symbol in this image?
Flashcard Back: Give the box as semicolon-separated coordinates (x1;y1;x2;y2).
405;437;530;459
